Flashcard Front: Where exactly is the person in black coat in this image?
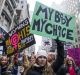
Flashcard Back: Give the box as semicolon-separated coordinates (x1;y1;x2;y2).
51;38;64;73
0;55;11;75
57;56;80;75
26;37;64;75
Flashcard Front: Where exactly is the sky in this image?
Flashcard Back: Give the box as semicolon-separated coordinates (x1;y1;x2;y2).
27;0;64;11
27;0;63;53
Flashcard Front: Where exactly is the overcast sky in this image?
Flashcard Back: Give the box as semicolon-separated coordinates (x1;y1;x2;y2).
27;0;63;11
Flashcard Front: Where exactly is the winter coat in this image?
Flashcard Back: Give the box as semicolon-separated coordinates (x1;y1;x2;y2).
57;64;80;75
56;64;69;75
0;65;12;75
51;39;64;74
27;64;54;75
26;39;64;75
11;64;18;75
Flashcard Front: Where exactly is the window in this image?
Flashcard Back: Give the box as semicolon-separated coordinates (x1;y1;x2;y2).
77;30;80;34
79;44;80;48
77;25;79;29
75;38;77;42
21;1;23;4
78;37;80;41
21;5;23;8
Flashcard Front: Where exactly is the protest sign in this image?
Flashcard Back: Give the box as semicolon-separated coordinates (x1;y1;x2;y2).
30;1;75;42
5;18;35;56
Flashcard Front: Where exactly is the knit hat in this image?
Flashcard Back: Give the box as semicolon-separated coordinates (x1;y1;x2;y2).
67;55;73;60
36;50;48;58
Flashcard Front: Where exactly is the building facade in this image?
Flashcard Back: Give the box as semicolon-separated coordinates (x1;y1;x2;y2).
17;0;30;22
17;0;35;56
0;0;19;32
0;0;35;56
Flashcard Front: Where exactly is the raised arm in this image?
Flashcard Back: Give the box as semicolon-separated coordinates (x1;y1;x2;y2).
51;37;64;73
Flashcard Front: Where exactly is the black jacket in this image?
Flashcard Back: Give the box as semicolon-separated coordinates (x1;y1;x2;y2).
56;64;69;75
51;40;64;74
27;66;44;75
26;40;64;75
0;65;11;75
57;64;80;75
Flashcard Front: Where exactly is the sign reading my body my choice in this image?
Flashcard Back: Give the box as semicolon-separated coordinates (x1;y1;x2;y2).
5;18;35;56
30;2;75;42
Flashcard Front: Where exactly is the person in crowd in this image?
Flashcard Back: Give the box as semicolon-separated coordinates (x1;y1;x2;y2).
11;53;18;75
25;37;64;75
66;56;80;75
47;51;56;65
0;55;11;75
22;51;30;68
57;56;80;75
20;51;30;75
30;54;36;66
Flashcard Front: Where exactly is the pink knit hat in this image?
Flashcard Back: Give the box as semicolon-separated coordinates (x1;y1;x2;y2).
36;50;48;58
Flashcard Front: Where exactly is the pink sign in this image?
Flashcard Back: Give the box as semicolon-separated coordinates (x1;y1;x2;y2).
68;48;80;66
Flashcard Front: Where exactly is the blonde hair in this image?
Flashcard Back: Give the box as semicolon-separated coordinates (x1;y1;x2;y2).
42;62;54;75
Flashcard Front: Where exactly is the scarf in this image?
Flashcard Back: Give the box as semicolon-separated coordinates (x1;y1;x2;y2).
68;66;76;75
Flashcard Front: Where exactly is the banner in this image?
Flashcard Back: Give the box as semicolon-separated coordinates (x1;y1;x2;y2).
30;1;75;42
5;18;35;56
68;48;80;66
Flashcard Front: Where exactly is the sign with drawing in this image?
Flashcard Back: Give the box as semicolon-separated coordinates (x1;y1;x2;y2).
5;18;35;56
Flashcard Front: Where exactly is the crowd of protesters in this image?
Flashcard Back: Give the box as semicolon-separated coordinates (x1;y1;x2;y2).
0;38;80;75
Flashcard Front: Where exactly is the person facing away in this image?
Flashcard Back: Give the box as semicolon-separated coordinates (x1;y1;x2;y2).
25;38;64;75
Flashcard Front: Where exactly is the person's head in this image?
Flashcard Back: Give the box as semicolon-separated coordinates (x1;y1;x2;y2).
36;50;48;67
30;55;36;65
65;56;75;66
47;52;56;63
1;55;8;65
67;58;73;65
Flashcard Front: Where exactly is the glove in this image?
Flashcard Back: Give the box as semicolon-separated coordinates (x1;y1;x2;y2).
55;37;64;45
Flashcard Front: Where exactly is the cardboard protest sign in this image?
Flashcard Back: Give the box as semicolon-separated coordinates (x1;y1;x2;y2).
5;18;35;56
68;48;80;66
30;1;75;42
